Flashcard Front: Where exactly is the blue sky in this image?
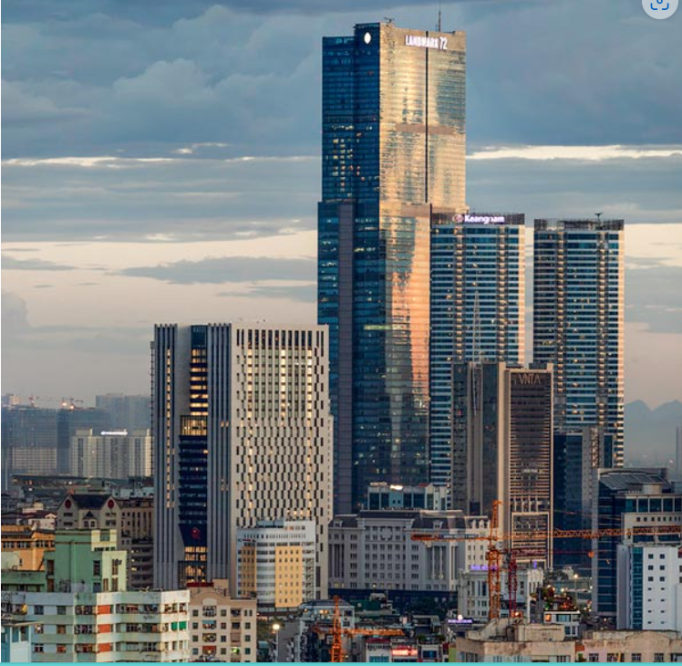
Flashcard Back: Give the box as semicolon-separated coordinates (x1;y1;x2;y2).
2;0;681;406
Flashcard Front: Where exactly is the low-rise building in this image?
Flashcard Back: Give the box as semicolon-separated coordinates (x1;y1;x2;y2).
236;520;316;613
366;483;449;511
1;526;54;571
187;580;257;663
1;529;189;662
329;511;488;600
1;620;34;663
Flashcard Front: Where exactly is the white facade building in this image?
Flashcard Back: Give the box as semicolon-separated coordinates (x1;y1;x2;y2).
236;520;316;612
70;429;151;479
153;324;332;598
188;580;257;662
617;543;682;632
328;511;488;595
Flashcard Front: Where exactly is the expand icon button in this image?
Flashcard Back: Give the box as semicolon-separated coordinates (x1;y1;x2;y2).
643;0;678;19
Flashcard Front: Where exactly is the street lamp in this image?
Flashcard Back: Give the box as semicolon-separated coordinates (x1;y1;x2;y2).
272;623;281;662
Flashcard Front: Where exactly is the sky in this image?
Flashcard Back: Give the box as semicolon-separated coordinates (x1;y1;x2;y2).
2;0;682;408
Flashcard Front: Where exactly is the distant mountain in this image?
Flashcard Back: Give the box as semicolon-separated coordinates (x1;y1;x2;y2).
625;400;682;467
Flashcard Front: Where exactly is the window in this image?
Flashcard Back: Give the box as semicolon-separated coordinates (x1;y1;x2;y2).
33;645;44;653
654;654;665;663
57;645;67;654
93;561;101;576
57;625;66;634
588;654;600;662
631;654;642;662
57;606;66;615
34;606;44;615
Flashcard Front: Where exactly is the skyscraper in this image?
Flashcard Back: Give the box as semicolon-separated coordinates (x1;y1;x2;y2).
152;324;332;598
430;212;525;486
318;22;466;512
452;362;554;565
534;218;624;465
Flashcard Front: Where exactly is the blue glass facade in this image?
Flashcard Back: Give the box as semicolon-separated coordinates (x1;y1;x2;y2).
430;213;525;487
534;219;624;466
318;23;466;512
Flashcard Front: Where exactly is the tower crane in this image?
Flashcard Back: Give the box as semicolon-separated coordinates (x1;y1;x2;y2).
312;596;406;663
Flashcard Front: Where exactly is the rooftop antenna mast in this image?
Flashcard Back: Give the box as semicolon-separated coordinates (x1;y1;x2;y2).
437;4;442;31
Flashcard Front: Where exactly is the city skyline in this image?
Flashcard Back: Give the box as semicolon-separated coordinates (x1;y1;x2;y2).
3;0;682;415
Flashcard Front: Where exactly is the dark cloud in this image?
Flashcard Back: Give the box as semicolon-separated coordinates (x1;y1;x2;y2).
119;256;316;284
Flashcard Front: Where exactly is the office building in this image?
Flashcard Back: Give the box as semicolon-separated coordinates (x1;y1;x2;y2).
452;362;553;565
617;543;682;632
318;22;467;512
534;218;625;466
366;482;448;511
70;428;152;479
153;324;332;599
188;580;257;662
553;428;606;571
592;468;682;621
430;212;525;487
1;529;190;662
96;393;150;431
236;520;317;612
328;511;488;599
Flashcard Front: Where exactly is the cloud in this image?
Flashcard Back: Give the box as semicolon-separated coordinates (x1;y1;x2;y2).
2;291;32;339
2;255;78;271
217;282;316;303
469;145;682;161
119;256;316;284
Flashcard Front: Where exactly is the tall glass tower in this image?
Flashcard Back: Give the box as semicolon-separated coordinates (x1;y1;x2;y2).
430;212;525;487
318;22;466;512
534;218;625;465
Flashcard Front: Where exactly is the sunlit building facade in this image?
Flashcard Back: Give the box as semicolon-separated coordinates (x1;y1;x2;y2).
318;22;467;512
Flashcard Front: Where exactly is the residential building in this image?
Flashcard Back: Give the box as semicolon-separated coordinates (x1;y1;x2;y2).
56;494;154;590
430;212;525;488
1;529;189;662
56;408;112;475
366;482;449;511
236;520;316;612
1;620;34;663
318;22;467;513
617;543;682;632
1;526;54;571
187;580;257;663
328;511;488;599
452;362;554;565
152;323;332;600
592;468;682;621
95;394;150;432
534;218;625;466
677;426;682;480
70;429;152;480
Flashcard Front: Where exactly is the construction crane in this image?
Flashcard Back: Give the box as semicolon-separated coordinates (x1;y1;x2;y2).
313;596;405;663
412;516;682;621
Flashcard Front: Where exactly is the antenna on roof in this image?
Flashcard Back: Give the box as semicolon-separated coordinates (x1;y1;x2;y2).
596;212;603;221
384;17;394;24
437;4;442;32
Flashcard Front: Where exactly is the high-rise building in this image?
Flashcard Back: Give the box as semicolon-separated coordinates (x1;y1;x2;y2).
591;468;682;621
152;324;332;599
430;212;525;486
1;406;58;488
534;218;624;466
56;408;112;475
96;394;150;432
451;363;553;565
676;426;682;480
318;22;467;512
70;428;152;479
